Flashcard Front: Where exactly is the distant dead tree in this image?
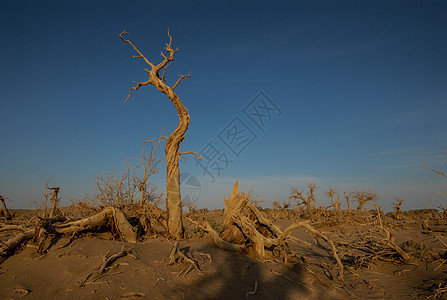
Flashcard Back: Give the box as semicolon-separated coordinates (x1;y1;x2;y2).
350;190;379;211
272;200;291;220
120;30;200;239
344;192;352;212
289;184;317;217
93;170;131;207
45;180;60;218
0;195;12;220
129;140;163;206
91;142;161;209
326;188;341;212
392;198;404;220
416;153;447;201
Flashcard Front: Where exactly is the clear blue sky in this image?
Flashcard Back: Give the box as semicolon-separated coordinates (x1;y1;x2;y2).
1;0;446;211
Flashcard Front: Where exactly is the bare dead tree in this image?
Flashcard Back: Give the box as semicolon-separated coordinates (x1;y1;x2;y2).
325;188;341;212
289;184;317;217
344;192;352;212
129;139;163;206
45;180;60;218
392;198;404;220
272;200;291;220
350;190;379;211
93;170;131;207
0;195;12;220
120;30;200;239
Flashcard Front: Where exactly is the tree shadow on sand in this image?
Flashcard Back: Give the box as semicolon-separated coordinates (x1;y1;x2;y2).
175;241;338;300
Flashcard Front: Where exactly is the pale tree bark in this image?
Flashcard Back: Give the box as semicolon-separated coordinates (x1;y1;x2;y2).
326;188;341;212
45;181;60;218
120;30;197;239
344;192;352;212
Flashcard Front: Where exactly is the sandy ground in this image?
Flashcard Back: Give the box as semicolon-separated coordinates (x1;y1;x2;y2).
1;210;446;299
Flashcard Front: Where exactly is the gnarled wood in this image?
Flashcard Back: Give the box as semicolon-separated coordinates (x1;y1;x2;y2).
45;181;60;218
221;180;248;244
53;207;137;243
204;222;246;252
216;181;344;278
120;30;195;239
0;229;34;259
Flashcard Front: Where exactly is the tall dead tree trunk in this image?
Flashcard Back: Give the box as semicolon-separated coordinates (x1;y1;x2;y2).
46;184;60;218
344;192;352;212
120;30;197;239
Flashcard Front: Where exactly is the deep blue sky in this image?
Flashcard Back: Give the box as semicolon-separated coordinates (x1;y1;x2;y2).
1;0;446;210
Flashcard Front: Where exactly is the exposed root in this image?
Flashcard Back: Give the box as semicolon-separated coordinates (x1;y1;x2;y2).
168;241;202;277
80;249;136;287
245;280;258;300
154;277;167;286
280;220;344;279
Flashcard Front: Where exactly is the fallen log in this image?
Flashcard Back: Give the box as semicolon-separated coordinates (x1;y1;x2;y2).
53;207;137;243
0;229;34;259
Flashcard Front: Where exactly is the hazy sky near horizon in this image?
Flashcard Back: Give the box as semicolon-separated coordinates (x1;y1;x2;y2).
1;0;446;211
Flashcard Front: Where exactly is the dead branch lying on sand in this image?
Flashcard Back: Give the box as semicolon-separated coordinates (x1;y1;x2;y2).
0;206;139;261
245;280;258;300
33;206;137;254
340;202;411;268
190;181;344;280
80;248;137;287
43;206;136;242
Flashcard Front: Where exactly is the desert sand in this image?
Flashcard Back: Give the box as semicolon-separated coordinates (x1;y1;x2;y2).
1;203;446;300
